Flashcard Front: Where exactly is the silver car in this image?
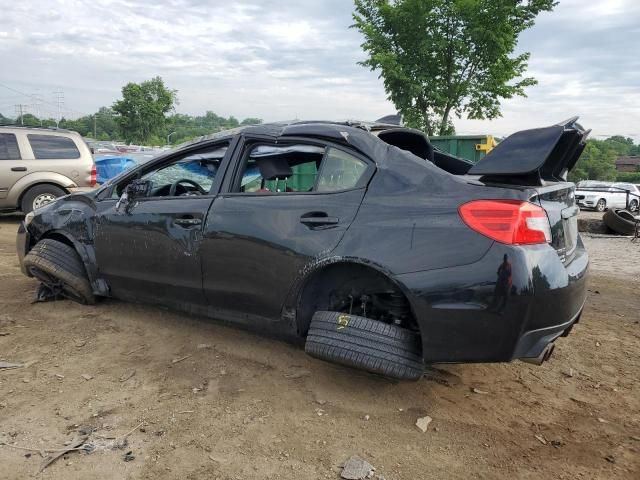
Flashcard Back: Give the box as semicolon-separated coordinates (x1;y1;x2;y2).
0;126;96;213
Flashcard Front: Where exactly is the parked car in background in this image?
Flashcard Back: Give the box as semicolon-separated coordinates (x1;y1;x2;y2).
0;126;96;213
575;180;639;212
86;141;121;155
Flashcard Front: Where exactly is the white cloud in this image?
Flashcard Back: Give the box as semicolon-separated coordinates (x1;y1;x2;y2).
0;0;638;139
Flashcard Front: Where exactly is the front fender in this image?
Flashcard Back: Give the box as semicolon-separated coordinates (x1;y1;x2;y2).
26;197;107;296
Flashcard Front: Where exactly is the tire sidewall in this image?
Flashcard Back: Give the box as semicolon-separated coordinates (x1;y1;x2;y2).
21;184;66;214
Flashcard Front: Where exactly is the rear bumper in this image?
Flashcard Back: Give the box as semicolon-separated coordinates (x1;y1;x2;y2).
16;221;30;276
394;239;588;363
511;303;583;360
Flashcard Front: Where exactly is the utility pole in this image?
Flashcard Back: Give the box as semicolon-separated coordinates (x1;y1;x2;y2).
53;89;64;127
31;94;44;125
94;114;97;138
14;104;28;125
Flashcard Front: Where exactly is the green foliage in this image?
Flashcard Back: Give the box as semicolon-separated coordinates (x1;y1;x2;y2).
112;76;178;144
616;172;640;183
569;141;617;182
166;111;260;145
352;0;556;135
241;117;263;126
569;136;640;183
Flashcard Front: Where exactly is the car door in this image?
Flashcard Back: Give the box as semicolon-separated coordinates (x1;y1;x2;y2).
0;132;26;201
94;141;234;308
200;136;373;327
615;183;635;208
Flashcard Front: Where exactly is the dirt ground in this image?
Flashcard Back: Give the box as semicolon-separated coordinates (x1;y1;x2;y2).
1;212;639;480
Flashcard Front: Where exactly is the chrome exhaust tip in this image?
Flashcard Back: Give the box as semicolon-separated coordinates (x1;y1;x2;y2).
521;343;555;366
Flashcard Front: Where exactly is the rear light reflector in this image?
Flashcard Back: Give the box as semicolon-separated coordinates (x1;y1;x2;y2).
90;164;97;187
458;200;551;245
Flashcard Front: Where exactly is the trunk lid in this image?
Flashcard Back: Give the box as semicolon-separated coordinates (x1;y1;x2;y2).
464;117;589;263
468;117;590;185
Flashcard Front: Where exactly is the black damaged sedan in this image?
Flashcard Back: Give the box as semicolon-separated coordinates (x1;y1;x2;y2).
17;118;589;380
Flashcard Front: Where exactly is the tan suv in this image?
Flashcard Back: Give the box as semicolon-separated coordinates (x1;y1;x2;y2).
0;126;96;213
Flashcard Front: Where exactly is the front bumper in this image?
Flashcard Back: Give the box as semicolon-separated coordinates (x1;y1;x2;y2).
16;221;30;276
395;240;588;363
577;198;596;208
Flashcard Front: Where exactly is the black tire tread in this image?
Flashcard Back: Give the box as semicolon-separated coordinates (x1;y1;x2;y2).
305;311;424;381
23;239;95;304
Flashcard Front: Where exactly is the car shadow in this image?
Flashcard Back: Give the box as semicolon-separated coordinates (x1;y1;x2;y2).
0;213;24;224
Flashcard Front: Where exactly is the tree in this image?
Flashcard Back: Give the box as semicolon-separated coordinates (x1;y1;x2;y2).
569;139;618;182
112;76;177;143
241;117;262;126
352;0;555;135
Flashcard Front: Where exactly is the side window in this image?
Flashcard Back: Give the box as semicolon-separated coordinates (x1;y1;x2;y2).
235;143;368;194
27;134;80;159
317;148;368;192
135;144;228;197
0;133;21;160
239;144;324;193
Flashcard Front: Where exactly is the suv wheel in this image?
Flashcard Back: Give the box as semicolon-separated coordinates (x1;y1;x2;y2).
596;198;607;212
629;199;639;212
21;184;66;213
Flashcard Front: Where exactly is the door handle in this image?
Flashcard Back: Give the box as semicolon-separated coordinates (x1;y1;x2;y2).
174;217;202;227
300;213;339;227
11;167;27;172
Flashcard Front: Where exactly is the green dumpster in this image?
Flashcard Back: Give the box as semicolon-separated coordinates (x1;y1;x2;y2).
429;135;497;164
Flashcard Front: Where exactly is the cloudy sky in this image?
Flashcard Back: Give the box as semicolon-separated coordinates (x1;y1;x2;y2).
0;0;639;139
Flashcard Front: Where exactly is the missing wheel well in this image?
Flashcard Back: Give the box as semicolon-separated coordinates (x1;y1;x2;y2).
296;262;419;338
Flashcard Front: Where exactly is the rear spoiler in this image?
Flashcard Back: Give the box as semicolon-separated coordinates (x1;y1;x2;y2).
468;117;590;185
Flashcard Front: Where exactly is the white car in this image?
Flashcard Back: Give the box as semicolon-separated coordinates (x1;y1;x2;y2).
575;181;640;212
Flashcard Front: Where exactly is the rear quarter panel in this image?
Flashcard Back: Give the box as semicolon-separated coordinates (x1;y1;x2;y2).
334;155;526;274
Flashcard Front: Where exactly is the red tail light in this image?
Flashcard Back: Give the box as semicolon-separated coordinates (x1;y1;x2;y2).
90;164;97;187
458;200;551;245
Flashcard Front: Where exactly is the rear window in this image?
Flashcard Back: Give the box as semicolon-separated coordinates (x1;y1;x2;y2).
0;133;20;160
27;134;80;159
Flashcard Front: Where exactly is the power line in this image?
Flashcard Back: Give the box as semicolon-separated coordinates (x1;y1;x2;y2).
0;81;87;118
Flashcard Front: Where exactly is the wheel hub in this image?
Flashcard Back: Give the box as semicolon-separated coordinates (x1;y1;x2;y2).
32;193;57;210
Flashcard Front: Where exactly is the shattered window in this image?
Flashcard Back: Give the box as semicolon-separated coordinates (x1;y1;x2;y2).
142;145;227;195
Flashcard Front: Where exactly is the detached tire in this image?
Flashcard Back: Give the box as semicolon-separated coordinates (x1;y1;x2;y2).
603;208;637;235
305;311;424;381
23;239;95;304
